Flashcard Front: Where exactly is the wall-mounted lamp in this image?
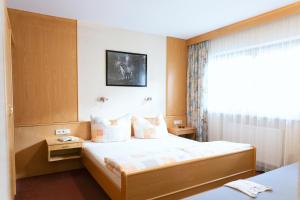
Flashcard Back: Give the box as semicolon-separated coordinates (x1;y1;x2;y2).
97;97;109;103
144;97;152;102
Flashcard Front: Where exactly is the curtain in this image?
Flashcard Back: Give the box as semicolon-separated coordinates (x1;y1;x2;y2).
207;37;300;171
187;41;209;141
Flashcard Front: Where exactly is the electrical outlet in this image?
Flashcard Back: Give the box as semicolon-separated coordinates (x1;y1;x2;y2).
173;120;183;126
55;128;71;135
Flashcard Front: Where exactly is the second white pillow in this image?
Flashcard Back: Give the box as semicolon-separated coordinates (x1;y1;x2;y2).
132;115;168;139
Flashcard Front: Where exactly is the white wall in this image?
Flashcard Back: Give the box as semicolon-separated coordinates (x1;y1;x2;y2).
0;0;10;199
78;22;166;120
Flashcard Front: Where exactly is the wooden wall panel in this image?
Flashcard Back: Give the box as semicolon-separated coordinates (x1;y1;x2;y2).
8;9;78;126
15;122;90;178
166;37;187;126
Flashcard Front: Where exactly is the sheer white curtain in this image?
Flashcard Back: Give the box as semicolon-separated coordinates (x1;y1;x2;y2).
207;14;300;171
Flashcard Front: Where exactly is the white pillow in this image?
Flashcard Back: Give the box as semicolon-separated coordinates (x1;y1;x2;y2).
132;115;168;139
91;114;131;143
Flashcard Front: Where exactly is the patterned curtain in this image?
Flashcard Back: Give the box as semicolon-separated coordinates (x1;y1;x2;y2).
187;41;209;142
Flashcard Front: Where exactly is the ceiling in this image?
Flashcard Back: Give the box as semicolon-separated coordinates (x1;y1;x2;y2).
7;0;300;39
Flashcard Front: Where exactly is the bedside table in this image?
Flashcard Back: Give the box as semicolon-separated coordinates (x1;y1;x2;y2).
46;136;83;162
168;127;197;140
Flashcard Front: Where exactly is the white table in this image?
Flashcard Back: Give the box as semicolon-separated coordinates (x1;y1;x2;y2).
186;163;300;200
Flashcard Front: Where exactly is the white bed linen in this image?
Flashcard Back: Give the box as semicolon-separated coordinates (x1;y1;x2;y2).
82;134;252;188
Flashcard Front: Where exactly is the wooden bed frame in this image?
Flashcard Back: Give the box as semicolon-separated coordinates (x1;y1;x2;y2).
82;147;256;200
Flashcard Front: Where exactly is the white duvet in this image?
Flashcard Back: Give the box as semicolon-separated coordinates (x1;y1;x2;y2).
82;134;252;187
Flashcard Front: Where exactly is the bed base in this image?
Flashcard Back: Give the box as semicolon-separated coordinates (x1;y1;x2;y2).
82;156;121;200
82;147;256;200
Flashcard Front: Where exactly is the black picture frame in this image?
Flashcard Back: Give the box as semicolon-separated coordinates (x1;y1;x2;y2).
106;50;147;87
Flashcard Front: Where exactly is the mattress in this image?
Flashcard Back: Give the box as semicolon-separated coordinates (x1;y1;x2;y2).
82;134;252;188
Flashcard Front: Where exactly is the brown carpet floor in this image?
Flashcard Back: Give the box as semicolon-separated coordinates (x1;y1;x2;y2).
15;169;110;200
15;168;264;200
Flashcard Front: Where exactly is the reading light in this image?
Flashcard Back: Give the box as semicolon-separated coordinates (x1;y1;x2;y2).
144;97;152;102
98;97;109;102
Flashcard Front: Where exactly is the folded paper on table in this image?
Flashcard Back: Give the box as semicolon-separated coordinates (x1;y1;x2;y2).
225;179;272;198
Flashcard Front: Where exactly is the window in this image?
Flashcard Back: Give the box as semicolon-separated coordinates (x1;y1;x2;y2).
207;39;300;119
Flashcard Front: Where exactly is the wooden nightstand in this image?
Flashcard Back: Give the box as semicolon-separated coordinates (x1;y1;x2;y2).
168;127;197;140
46;136;83;162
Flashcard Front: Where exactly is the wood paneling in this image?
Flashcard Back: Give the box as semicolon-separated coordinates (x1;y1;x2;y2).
187;2;300;45
4;7;16;198
8;9;78;126
166;37;187;127
15;121;90;178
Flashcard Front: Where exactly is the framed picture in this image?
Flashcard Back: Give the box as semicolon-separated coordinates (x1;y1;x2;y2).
106;50;147;87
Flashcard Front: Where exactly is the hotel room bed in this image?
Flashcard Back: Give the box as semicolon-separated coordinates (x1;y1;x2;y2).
82;134;256;200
